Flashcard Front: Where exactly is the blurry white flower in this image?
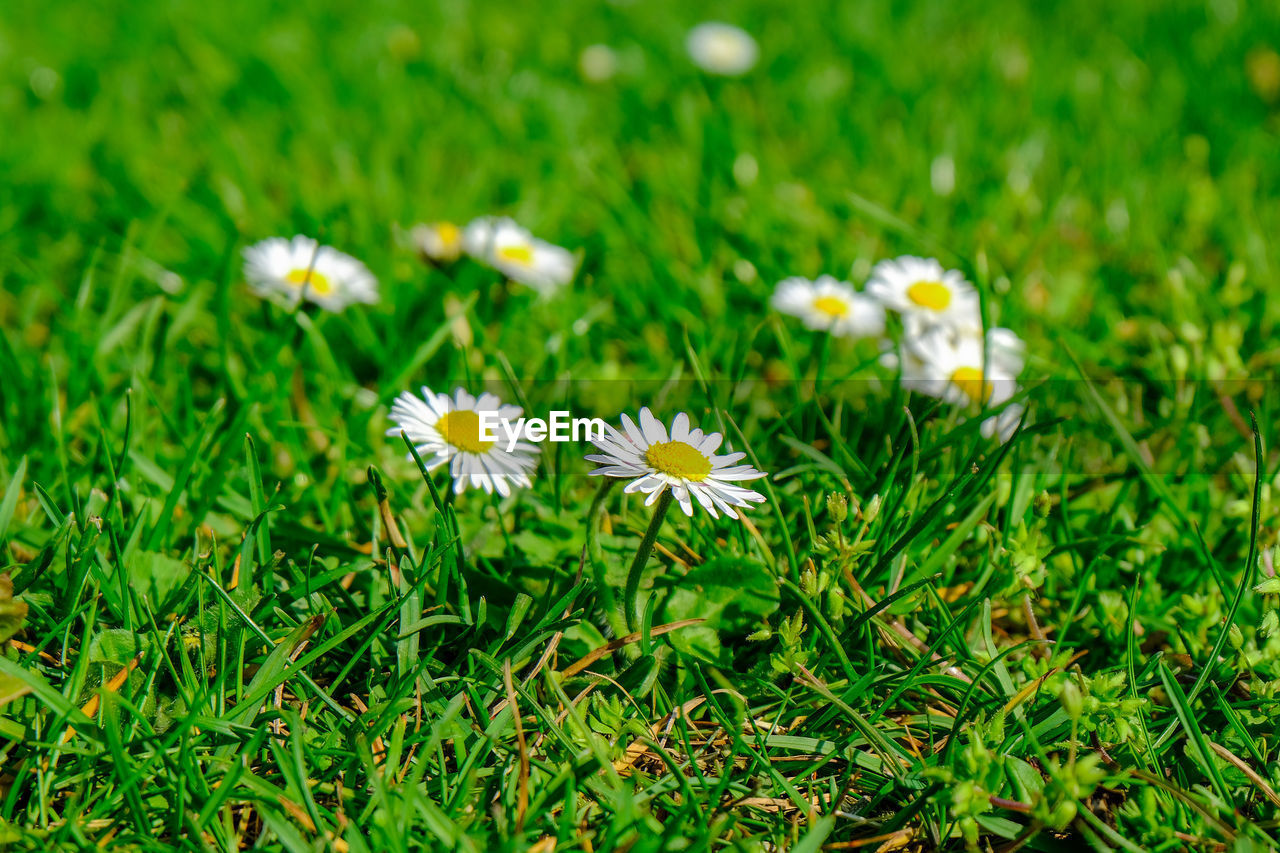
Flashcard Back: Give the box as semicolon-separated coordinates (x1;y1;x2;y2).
686;22;758;76
463;217;577;293
900;326;1024;408
243;235;377;312
876;338;899;370
410;222;464;263
771;276;886;339
580;44;618;81
586;408;767;518
387;386;539;497
981;403;1025;443
866;256;980;335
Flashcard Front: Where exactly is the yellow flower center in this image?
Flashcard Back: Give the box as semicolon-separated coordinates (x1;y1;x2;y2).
436;222;461;249
435;410;495;454
496;244;534;266
950;366;993;403
812;295;850;318
644;440;712;482
906;280;951;311
284;267;333;296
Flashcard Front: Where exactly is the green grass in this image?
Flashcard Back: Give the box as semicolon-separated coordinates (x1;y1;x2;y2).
3;0;1280;849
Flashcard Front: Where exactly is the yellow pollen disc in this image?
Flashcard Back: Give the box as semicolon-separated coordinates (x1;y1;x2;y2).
496;244;534;265
644;440;712;482
284;268;333;295
437;222;461;248
812;295;850;318
906;280;951;311
435;410;495;454
950;366;993;403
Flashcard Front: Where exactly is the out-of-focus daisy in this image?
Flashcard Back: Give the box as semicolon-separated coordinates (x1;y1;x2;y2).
243;236;378;312
900;326;1024;408
771;275;886;339
866;256;980;334
586;408;767;518
387;386;539;497
579;44;619;82
463;217;577;293
981;403;1025;443
410;222;464;264
686;22;758;77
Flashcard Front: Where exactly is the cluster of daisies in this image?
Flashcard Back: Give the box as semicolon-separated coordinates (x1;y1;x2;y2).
241;216;577;313
240;231;766;519
386;389;766;519
772;256;1026;441
581;21;760;83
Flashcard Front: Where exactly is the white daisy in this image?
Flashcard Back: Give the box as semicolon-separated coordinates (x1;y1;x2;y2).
462;217;577;293
242;235;378;312
686;22;759;77
580;44;619;82
410;222;464;264
386;386;539;497
900;326;1024;408
866;256;980;334
586;408;767;519
771;275;886;339
981;403;1025;443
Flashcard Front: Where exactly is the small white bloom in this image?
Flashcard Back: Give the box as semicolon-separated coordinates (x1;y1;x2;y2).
579;44;618;82
410;222;464;263
686;22;758;77
586;408;767;519
386;386;539;497
243;236;378;312
463;217;577;293
866;256;980;334
771;275;886;339
900;326;1024;408
981;403;1025;443
876;338;899;370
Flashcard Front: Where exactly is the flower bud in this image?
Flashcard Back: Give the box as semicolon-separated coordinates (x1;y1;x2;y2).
826;492;848;524
1061;678;1084;722
864;494;882;524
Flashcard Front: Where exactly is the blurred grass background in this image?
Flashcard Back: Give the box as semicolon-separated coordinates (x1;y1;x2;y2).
3;0;1278;370
4;0;1280;849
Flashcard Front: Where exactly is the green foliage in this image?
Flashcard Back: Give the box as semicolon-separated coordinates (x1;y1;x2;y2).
2;0;1280;849
0;574;25;644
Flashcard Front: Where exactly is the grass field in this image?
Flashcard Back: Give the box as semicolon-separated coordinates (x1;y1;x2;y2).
3;0;1280;849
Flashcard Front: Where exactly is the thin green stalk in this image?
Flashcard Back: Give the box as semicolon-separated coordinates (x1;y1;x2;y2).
586;479;627;639
624;490;674;633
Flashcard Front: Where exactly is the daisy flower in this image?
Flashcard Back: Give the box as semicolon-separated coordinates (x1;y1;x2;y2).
981;403;1025;443
686;22;759;76
771;275;886;339
387;386;539;497
900;326;1024;408
866;256;980;334
462;217;577;293
586;408;767;518
580;44;619;82
242;235;378;312
410;222;464;264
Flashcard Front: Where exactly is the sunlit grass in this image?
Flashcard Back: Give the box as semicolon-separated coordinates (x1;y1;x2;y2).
2;0;1280;849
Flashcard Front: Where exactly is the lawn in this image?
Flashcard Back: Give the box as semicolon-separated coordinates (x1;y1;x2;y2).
3;0;1280;849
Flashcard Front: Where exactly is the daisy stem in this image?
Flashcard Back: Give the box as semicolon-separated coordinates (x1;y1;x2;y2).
625;490;674;633
586;479;628;640
490;493;515;560
814;332;832;395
